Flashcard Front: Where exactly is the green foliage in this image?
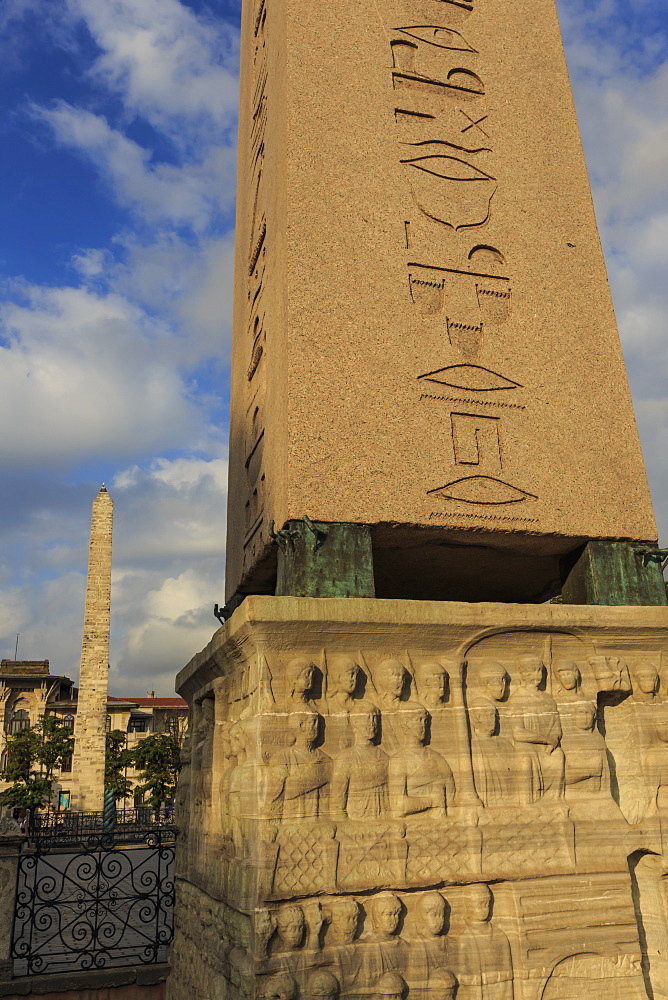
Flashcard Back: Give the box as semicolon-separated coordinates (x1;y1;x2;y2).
105;730;134;800
0;715;74;810
131;733;181;810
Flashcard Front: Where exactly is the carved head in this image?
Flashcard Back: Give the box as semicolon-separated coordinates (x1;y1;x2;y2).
288;710;319;748
255;908;276;952
517;656;544;689
417;892;446;936
416;662;447;705
468;698;497;738
377;660;407;699
368;892;402;936
303;971;339;1000
554;660;581;692
655;711;668;745
330;656;360;696
399;706;428;744
286;657;317;698
229;723;247;756
632;662;659;696
573;702;596;732
276;906;305;950
350;702;380;743
477;661;508;702
461;883;492;924
373;972;407;1000
257;974;298;1000
428;970;457;1000
328;898;360;943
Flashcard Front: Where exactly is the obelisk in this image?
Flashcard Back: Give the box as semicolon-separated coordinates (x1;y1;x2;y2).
224;0;661;606
71;485;113;811
167;0;668;998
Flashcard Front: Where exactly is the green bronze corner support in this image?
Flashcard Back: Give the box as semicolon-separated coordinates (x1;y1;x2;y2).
560;540;668;606
273;517;375;598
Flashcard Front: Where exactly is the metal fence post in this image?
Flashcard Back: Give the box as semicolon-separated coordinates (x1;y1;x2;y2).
0;810;24;981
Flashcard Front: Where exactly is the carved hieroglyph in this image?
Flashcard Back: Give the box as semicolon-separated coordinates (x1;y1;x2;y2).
167;597;668;1000
225;0;657;602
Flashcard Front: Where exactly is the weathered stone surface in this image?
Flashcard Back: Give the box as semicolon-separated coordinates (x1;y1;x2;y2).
168;597;668;1000
70;486;113;810
224;0;657;604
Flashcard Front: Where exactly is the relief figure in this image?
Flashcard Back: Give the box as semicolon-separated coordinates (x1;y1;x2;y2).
358;893;410;986
303;971;339;1000
264;711;330;821
443;884;513;1000
325;655;363;752
257;974;298;1000
428;970;457;1000
330;702;389;820
415;661;454;760
561;702;612;802
467;697;513;807
506;656;565;803
281;657;319;712
270;905;309;979
388;707;455;819
373;972;408;1000
323;899;363;995
408;892;448;997
372;659;414;753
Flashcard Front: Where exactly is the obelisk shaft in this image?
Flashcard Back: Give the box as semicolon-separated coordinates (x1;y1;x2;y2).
71;486;113;811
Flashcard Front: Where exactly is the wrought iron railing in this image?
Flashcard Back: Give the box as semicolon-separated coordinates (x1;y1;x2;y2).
30;807;175;848
12;827;175;976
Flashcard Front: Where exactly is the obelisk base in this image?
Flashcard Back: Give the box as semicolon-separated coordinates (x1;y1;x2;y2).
168;597;668;1000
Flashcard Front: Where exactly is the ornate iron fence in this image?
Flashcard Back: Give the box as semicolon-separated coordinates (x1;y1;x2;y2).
30;808;174;849
11;828;175;975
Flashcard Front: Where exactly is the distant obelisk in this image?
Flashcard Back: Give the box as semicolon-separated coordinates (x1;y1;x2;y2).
71;485;113;811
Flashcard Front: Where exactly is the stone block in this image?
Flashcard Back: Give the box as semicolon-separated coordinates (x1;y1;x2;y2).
168;596;668;1000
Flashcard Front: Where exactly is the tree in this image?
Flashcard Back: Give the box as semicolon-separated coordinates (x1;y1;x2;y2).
105;730;134;801
0;715;74;810
131;733;181;813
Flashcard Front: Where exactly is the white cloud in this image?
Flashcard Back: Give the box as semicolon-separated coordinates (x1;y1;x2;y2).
70;0;239;144
0;282;202;464
32;102;236;231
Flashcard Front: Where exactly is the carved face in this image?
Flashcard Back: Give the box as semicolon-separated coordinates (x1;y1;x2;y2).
351;708;378;742
332;658;359;694
469;702;496;737
402;710;427;743
371;896;401;935
463;885;491;923
518;658;544;689
378;660;406;698
418;893;445;936
292;713;318;746
479;664;507;701
634;664;659;695
330;901;359;942
255;909;274;943
418;663;446;702
277;909;305;949
573;704;596;731
556;662;579;691
295;665;315;693
229;726;246;755
656;718;668;744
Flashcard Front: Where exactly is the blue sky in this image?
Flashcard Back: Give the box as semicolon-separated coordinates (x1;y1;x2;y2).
1;0;667;695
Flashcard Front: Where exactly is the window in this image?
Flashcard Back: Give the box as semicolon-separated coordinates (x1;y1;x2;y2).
60;754;72;773
105;715;112;732
63;715;74;730
134;788;145;807
0;751;7;772
128;716;148;733
8;710;30;734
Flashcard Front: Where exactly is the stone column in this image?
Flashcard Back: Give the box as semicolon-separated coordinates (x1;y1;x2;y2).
0;812;24;982
71;486;113;811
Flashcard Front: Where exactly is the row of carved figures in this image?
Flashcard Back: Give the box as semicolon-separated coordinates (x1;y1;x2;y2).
186;655;668;826
256;886;511;1000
